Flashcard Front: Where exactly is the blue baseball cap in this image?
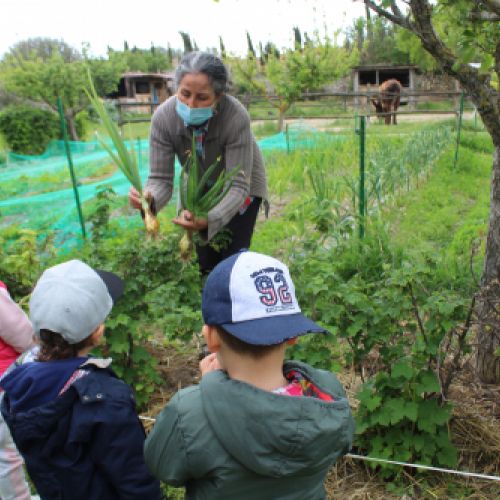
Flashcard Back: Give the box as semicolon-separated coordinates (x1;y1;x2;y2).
202;251;328;345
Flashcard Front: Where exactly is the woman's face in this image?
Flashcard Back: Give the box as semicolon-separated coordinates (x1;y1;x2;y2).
177;72;217;109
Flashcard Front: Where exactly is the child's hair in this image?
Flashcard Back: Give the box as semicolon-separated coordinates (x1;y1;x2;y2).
37;329;94;362
215;326;282;359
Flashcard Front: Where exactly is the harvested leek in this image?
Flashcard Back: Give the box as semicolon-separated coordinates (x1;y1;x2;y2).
85;70;159;237
178;136;240;260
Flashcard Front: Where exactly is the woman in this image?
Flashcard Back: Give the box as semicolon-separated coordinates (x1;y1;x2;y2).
129;51;268;273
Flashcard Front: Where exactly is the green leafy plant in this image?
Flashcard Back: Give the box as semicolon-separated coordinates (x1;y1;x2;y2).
85;70;159;237
178;135;241;261
75;193;202;407
0;105;59;155
0;227;55;299
286;225;472;472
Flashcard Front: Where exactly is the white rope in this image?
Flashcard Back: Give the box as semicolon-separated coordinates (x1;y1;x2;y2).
345;453;500;482
139;416;499;483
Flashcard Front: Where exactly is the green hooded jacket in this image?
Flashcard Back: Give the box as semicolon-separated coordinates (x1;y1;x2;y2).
144;361;355;500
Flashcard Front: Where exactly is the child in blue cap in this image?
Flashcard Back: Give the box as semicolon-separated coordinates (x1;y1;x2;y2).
1;260;162;500
145;250;355;500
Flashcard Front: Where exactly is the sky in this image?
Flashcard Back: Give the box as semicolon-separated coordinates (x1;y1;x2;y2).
0;0;366;58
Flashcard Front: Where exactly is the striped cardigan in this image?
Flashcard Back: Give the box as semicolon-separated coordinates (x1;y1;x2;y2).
146;94;268;240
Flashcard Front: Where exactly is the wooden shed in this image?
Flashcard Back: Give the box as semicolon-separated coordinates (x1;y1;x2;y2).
352;64;418;110
109;72;175;113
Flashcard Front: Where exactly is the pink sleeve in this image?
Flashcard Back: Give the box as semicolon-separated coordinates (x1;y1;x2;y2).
0;288;34;353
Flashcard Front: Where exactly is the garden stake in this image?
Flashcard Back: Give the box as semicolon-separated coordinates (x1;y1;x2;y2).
57;96;86;239
453;92;464;170
357;115;366;239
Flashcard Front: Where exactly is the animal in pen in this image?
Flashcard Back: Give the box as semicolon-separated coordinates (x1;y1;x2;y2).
371;79;402;125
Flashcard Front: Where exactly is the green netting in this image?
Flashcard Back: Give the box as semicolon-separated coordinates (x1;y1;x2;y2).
0;124;343;246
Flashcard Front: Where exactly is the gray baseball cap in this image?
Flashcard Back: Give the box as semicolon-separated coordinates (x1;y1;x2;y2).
30;260;124;344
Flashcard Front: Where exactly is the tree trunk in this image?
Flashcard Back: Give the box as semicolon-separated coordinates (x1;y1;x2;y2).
278;111;285;132
475;145;500;383
363;0;500;384
66;115;80;141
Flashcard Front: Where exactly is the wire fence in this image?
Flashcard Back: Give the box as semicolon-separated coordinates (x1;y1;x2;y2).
0;91;474;247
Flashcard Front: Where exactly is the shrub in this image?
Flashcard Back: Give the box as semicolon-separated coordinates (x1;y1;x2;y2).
0;105;59;154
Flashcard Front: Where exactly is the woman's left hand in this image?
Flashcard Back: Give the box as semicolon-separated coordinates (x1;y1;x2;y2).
172;210;208;231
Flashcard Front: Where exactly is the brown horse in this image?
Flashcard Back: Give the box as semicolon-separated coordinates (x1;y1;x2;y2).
371;79;402;125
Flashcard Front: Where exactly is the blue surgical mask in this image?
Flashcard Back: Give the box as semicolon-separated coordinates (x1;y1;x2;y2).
175;98;213;126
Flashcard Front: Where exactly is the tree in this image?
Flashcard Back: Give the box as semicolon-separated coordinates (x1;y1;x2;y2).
246;32;256;59
108;45;172;73
5;37;81;63
219;36;227;59
0;43;123;140
362;0;500;383
232;39;357;131
293;26;303;52
179;32;194;54
344;15;413;65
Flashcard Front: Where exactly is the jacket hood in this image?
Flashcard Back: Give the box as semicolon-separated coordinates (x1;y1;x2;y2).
200;361;354;477
0;357;87;413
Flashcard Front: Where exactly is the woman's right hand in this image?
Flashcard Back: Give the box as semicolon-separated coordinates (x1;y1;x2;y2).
128;187;143;210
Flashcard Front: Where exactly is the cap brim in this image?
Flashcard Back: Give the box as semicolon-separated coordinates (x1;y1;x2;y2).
220;313;329;346
94;269;124;304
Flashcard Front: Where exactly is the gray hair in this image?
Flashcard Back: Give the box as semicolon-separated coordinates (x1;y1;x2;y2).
175;51;228;96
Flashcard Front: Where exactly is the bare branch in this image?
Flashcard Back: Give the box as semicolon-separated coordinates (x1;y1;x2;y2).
484;0;500;17
441;295;476;397
363;0;412;30
389;0;405;19
469;11;500;21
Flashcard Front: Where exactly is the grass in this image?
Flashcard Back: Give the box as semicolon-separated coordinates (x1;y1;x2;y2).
251;120;280;138
253;120;491;274
383;135;491;260
84;120;151;141
2;116;492;264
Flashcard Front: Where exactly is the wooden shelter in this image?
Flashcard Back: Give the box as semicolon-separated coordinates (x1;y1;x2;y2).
352;64;418;110
108;72;175;113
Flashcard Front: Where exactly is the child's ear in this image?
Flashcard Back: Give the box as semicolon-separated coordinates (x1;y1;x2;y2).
203;325;221;353
90;324;105;346
286;337;298;346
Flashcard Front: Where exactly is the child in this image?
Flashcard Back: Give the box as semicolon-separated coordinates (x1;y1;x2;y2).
145;250;355;500
0;281;36;500
0;260;162;500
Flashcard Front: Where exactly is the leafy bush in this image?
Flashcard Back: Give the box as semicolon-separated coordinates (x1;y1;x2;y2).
75;192;203;407
0;105;59;154
74;110;89;140
286;225;472;472
0;227;56;298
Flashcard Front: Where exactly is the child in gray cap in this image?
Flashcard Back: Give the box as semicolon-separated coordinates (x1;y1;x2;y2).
0;260;162;500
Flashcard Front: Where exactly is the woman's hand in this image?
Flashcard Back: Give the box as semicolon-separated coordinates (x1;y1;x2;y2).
199;352;222;377
128;187;153;210
172;210;208;231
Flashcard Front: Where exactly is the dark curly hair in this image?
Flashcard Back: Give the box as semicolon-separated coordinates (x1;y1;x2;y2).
37;329;94;362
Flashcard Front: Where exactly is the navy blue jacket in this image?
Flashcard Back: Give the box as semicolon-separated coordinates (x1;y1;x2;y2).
0;358;162;500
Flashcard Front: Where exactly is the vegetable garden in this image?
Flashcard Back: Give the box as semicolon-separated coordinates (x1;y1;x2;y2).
0;109;497;498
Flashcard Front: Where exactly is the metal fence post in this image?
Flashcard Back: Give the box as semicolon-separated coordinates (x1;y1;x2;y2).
356;115;366;239
57;97;86;239
136;137;142;172
453;92;464;169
